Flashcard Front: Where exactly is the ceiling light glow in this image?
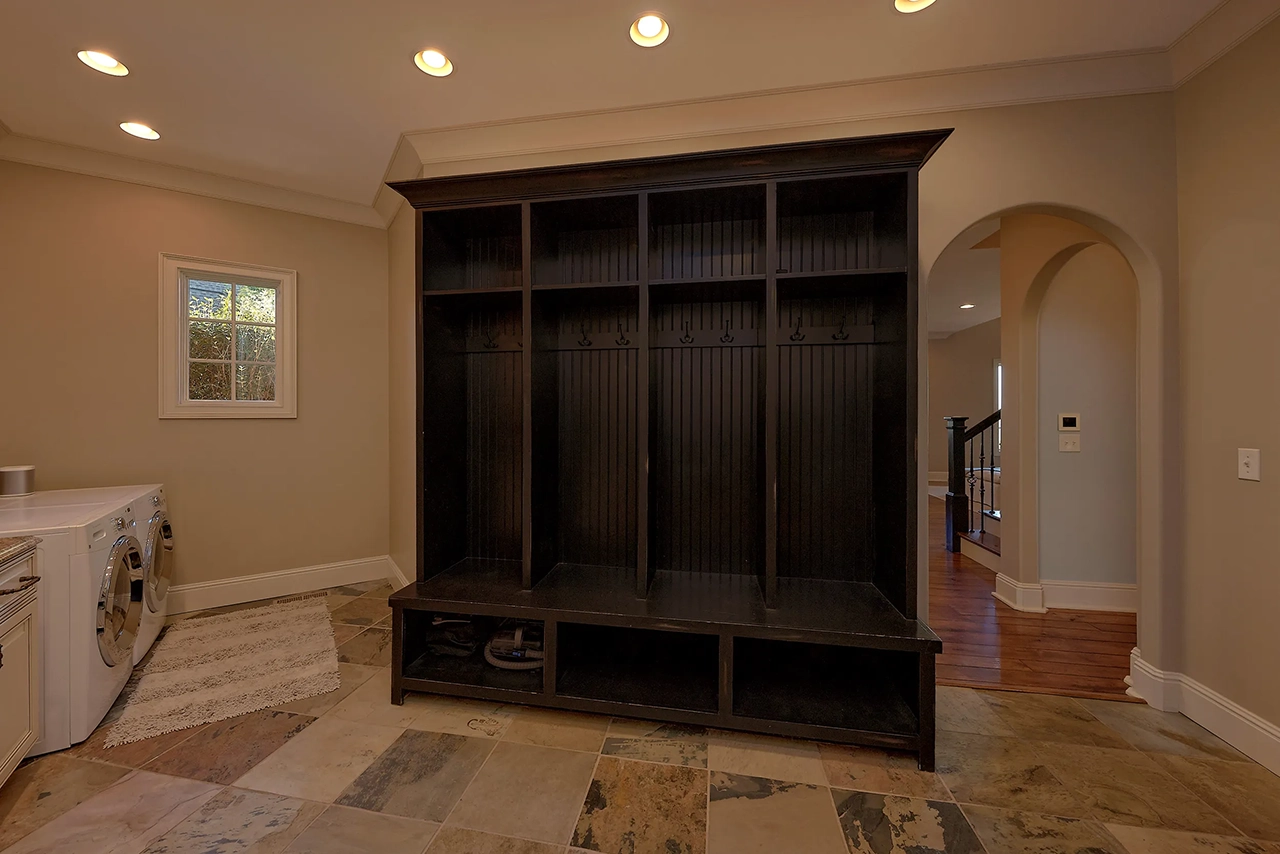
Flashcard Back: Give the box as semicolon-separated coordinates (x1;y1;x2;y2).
78;50;129;76
959;303;976;310
630;13;670;47
120;122;159;140
894;0;939;12
414;48;454;77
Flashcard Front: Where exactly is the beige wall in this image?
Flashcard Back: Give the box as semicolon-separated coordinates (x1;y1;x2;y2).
1037;243;1138;585
1176;16;1280;723
387;201;417;581
0;161;390;586
927;319;1001;476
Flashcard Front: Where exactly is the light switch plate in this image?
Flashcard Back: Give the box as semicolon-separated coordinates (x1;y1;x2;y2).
1238;448;1261;481
1059;433;1081;453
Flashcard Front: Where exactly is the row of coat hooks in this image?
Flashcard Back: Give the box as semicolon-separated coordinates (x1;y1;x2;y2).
790;314;853;342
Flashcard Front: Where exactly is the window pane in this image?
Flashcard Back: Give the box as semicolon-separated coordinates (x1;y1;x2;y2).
189;321;232;359
236;285;276;323
235;325;276;363
236;364;276;401
189;362;231;400
188;280;232;319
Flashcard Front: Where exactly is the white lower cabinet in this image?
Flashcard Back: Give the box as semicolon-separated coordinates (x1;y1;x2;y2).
0;548;39;789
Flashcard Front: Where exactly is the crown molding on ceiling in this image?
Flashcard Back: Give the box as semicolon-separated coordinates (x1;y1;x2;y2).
1170;0;1280;84
372;135;424;224
403;51;1172;178
0;131;385;228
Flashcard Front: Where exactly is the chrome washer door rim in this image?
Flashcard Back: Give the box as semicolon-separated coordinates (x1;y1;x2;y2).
141;511;174;612
98;535;143;666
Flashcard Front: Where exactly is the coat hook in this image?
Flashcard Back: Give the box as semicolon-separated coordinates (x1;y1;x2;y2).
790;318;805;342
679;319;695;345
483;329;499;349
832;314;849;341
615;321;631;347
720;318;735;344
578;322;592;347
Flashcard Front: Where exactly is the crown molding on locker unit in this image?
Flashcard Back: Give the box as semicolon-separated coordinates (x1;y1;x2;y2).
1;0;1276;230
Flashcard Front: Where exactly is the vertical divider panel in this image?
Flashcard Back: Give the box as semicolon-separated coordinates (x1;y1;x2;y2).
718;630;733;719
521;202;535;589
764;183;779;606
415;209;426;583
637;193;652;598
904;169;920;619
543;619;558;696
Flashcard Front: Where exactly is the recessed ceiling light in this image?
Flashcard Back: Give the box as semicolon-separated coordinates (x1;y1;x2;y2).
414;49;454;77
77;50;129;76
894;0;939;12
959;303;976;309
630;13;670;47
120;122;160;140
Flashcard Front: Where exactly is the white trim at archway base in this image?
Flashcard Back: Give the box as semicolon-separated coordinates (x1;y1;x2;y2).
1129;649;1280;777
992;573;1137;613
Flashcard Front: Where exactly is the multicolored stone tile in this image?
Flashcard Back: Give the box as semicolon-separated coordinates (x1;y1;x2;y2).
833;790;984;854
67;719;205;768
330;596;392;627
503;707;609;753
571;756;707;853
336;627;393;666
1078;699;1248;762
284;804;438;854
407;695;517;739
232;715;404;802
336;729;494;822
819;743;951;800
446;742;599;844
1106;825;1280;854
141;787;325;853
935;731;1090;817
0;756;130;850
143;710;316;785
706;772;846;854
3;771;220;854
962;805;1127;854
328;667;423;728
707;730;827;786
1032;741;1237;833
1153;754;1280;842
426;827;563;853
980;692;1133;750
601;736;708;768
272;662;382;717
936;686;1017;737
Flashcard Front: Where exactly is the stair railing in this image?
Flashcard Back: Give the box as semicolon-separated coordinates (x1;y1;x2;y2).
943;409;1001;552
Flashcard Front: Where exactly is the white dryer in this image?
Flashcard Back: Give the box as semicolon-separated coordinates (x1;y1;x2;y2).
0;487;146;755
130;485;173;664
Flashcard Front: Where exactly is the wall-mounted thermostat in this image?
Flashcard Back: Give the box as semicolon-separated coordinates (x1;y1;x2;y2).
1058;413;1080;432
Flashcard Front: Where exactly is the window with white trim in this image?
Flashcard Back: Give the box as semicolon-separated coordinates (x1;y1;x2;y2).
159;254;297;418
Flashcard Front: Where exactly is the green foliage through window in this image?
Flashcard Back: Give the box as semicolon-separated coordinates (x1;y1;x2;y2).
187;278;277;402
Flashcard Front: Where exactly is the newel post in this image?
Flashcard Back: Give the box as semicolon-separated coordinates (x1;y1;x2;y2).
943;416;969;553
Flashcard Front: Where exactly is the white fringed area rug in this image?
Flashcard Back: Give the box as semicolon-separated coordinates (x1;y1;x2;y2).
105;594;340;746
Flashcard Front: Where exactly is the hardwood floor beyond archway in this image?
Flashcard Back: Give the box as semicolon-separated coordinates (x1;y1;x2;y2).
927;497;1137;701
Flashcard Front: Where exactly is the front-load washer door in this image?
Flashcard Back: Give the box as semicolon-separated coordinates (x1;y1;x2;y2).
141;511;174;613
98;535;143;667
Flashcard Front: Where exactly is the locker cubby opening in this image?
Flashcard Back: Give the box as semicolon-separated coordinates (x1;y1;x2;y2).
649;185;766;282
531;287;641;580
776;174;908;275
556;623;720;712
532;195;640;287
422;205;523;291
774;274;907;586
649;281;765;577
421;291;524;579
402;610;545;694
733;638;919;734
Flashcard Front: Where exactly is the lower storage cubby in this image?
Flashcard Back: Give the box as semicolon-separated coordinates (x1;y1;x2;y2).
733;638;919;735
402;611;545;695
555;623;719;712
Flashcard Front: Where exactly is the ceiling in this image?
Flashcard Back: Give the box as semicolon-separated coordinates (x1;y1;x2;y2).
0;0;1249;216
927;220;1001;336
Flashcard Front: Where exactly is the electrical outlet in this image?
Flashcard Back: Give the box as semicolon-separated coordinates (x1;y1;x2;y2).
1059;433;1081;453
1238;448;1261;481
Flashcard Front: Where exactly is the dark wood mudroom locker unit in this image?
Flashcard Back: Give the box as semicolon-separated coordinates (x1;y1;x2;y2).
388;130;949;770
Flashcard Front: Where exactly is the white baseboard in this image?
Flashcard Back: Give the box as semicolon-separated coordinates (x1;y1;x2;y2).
960;538;1000;572
993;572;1047;613
1041;579;1138;612
1128;650;1280;776
928;471;949;485
169;555;395;614
387;556;412;589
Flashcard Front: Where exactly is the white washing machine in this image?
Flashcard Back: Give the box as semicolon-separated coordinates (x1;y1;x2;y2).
130;485;173;664
0;487;147;755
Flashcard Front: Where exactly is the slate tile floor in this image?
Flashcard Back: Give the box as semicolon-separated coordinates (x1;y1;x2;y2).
3;582;1280;854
